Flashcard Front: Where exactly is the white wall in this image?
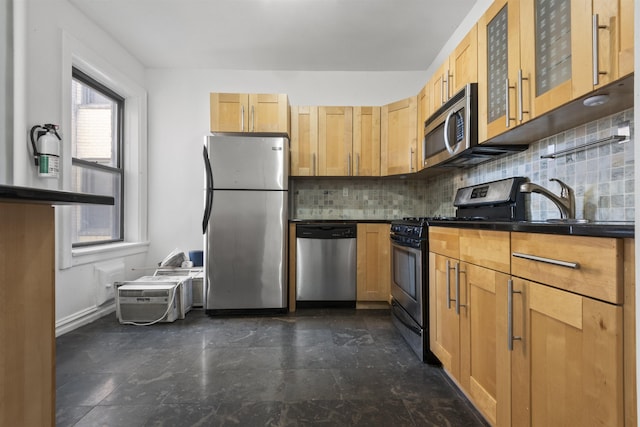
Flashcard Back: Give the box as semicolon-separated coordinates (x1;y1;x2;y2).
0;0;9;184
14;0;149;332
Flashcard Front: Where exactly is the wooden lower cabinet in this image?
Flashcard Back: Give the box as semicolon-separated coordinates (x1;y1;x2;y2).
430;227;632;427
356;223;390;302
509;278;623;427
464;263;508;426
429;252;461;379
0;202;55;427
430;254;507;426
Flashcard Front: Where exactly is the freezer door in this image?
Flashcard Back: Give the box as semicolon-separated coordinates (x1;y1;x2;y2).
206;134;288;190
205;190;287;310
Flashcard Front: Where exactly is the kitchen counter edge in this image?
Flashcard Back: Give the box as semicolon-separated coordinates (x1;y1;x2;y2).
0;185;114;205
427;220;634;239
290;219;391;224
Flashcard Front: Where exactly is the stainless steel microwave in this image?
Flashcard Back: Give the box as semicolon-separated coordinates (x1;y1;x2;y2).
423;83;526;168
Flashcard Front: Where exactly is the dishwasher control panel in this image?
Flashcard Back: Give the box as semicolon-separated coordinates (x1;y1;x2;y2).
296;223;356;239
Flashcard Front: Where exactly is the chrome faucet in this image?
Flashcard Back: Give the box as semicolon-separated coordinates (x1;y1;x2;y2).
519;178;576;219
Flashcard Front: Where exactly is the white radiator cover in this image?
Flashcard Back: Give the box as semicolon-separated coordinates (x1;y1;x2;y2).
94;260;125;306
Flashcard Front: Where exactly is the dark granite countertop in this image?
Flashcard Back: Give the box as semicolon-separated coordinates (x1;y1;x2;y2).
289;219;392;224
427;219;634;239
0;185;114;205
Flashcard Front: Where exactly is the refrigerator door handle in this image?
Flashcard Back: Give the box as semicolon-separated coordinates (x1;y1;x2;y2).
202;145;214;234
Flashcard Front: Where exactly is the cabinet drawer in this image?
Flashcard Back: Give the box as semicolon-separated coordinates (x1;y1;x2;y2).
511;233;623;304
459;229;510;274
428;227;459;258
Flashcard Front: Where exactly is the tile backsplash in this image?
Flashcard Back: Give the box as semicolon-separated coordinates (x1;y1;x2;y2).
291;108;634;222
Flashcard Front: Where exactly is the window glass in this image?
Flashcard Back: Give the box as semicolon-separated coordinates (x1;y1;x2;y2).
71;68;124;246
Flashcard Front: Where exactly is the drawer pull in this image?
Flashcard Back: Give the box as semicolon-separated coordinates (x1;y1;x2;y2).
512;252;579;269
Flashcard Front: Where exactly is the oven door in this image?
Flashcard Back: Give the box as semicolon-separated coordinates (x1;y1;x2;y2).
390;241;424;326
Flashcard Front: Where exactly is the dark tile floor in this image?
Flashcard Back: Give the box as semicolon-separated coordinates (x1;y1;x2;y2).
56;308;489;426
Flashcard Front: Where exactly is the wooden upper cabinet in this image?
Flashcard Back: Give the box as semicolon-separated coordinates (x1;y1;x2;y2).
210;93;289;134
518;0;626;118
353;107;381;176
416;84;429;170
290;106;318;176
619;0;634;77
380;96;418;176
318;107;353;176
210;93;248;132
478;0;527;143
429;25;478;113
429;59;450;113
449;24;478;96
249;94;290;133
592;0;634;84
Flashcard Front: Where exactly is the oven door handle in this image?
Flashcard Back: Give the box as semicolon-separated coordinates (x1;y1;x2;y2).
391;300;422;335
390;241;422;256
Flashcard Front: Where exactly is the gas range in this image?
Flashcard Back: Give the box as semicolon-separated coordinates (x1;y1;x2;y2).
390;177;529;247
389;177;530;366
390;218;428;248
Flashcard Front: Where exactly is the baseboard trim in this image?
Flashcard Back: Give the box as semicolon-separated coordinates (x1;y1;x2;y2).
55;303;116;337
356;301;390;310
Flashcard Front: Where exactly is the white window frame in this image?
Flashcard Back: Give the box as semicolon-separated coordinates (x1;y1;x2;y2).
71;67;125;246
58;31;148;269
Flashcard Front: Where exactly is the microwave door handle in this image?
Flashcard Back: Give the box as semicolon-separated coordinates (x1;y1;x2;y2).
422;135;427;166
443;109;456;154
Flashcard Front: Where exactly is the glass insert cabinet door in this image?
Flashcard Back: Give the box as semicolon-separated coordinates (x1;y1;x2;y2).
535;0;572;96
520;0;594;118
488;6;509;123
478;0;524;142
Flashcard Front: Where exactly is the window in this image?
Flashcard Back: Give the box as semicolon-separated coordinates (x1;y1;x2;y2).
71;67;124;246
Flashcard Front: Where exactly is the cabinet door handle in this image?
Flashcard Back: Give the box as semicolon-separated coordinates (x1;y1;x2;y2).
251;105;255;132
512;252;579;269
241;105;245;131
505;78;516;128
455;262;466;315
409;148;415;172
592;14;609;86
446;260;455;309
445;70;451;101
517;69;529;122
507;279;522;351
347;153;352;176
312;153;317;176
356;153;360;176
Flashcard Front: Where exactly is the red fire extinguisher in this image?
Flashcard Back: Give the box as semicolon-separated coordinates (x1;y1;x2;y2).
30;124;62;178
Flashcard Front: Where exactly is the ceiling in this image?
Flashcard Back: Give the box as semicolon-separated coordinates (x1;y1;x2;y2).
69;0;479;71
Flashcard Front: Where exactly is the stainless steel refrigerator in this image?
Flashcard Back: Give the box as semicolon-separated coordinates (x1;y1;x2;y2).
202;132;288;314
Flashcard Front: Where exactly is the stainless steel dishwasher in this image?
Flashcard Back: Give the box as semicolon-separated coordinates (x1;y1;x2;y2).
296;223;357;308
